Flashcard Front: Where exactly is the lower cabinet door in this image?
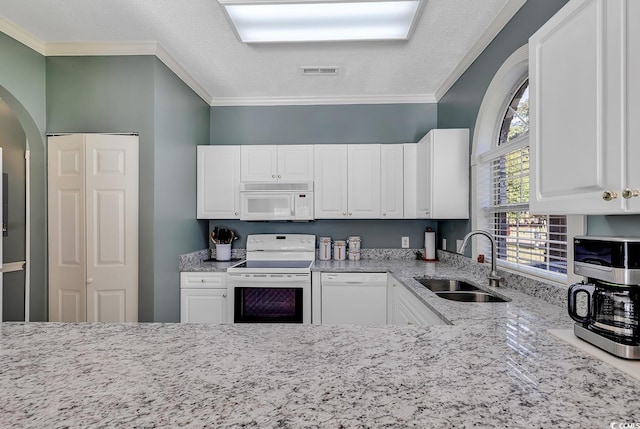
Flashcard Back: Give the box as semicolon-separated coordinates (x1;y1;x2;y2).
180;288;228;323
394;282;446;326
321;284;387;325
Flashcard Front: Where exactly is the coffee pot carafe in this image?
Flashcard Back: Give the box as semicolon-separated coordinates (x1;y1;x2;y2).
568;280;639;344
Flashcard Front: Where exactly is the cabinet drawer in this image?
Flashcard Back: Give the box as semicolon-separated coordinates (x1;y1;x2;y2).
180;272;226;288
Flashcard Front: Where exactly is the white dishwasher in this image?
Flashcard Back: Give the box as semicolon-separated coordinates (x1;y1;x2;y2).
321;273;388;325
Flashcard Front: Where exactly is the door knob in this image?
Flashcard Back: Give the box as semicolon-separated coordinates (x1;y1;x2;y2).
622;188;640;199
602;190;618;201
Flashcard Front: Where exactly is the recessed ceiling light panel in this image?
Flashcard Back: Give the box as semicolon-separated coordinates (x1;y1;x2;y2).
219;0;424;43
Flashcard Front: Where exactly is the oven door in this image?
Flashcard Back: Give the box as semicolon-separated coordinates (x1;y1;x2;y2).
227;273;311;324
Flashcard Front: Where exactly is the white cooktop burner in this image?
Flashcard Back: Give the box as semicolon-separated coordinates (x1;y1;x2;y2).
227;234;316;274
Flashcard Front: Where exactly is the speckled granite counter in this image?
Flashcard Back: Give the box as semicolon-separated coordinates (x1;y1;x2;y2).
2;255;639;427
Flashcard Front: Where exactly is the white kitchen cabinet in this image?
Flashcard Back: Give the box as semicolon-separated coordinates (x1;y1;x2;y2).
314;144;380;218
348;144;381;218
321;273;387;324
529;0;640;214
380;144;404;218
180;272;229;323
403;143;418;219
415;129;469;219
389;276;446;326
197;145;241;219
314;145;348;218
241;145;313;182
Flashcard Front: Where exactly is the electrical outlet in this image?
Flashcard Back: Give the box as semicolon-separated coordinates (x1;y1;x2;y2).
442;238;447;250
456;240;464;253
401;236;409;248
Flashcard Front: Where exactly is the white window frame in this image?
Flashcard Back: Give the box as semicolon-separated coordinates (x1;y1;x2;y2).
471;44;585;286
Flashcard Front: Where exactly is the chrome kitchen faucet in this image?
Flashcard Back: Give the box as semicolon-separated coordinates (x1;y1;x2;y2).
458;230;505;288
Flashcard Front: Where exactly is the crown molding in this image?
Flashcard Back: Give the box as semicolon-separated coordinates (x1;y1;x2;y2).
433;0;526;101
0;16;46;55
44;41;158;56
211;93;437;107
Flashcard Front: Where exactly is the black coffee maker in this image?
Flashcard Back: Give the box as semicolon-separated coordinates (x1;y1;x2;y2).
568;236;640;359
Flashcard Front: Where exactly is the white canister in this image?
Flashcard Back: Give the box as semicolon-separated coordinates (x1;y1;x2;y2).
348;249;361;261
333;240;347;261
348;236;361;251
318;237;332;261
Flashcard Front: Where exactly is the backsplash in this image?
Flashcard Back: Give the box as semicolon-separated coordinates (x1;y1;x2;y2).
436;250;568;308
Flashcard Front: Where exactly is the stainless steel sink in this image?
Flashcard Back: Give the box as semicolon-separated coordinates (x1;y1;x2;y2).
435;291;509;303
414;278;510;302
414;278;481;292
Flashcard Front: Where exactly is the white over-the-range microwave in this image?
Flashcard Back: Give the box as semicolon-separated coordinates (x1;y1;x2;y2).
239;182;314;221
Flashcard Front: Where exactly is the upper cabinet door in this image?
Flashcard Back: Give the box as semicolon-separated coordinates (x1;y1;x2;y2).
314;145;348;218
348;144;381;218
277;145;314;182
380;145;404;219
529;0;633;214
197;146;241;219
240;145;278;182
415;129;469;219
625;0;640;212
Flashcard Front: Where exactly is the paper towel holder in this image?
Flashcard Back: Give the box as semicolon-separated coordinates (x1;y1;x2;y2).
423;227;438;262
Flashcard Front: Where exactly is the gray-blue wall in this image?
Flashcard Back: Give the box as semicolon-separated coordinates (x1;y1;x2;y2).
47;56;209;322
0;31;47;321
210;103;438;248
436;0;570;251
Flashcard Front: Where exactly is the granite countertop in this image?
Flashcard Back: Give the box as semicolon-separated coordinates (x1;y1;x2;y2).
2;256;639;427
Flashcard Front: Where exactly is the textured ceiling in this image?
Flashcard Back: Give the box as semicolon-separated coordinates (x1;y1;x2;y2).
0;0;520;105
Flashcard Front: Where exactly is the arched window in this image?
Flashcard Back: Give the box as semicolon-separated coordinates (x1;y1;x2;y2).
472;45;582;283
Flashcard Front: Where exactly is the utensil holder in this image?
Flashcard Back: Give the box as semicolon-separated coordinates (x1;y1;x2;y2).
216;243;231;261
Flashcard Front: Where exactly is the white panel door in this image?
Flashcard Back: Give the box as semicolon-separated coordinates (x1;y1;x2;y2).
48;135;86;322
347;144;380;218
85;134;138;322
241;145;277;182
529;0;624;213
626;0;640;212
314;145;348;218
197;146;240;219
277;145;314;181
380;144;404;219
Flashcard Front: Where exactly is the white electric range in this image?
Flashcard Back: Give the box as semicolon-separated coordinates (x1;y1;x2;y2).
227;234;316;323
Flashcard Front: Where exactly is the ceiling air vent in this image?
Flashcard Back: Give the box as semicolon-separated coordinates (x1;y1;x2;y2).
300;66;340;76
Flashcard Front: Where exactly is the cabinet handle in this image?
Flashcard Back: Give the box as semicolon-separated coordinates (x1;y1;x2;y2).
343;212;347;216
272;174;276;178
277;175;281;179
407;321;413;325
223;293;227;298
383;212;387;216
87;278;93;284
235;212;239;216
622;188;640;199
348;212;352;216
201;279;206;283
602;190;618;201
